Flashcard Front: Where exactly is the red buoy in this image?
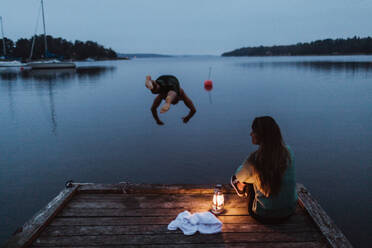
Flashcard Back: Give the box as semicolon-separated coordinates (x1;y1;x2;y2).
204;67;213;92
20;67;24;71
204;80;213;91
204;84;213;91
204;79;213;87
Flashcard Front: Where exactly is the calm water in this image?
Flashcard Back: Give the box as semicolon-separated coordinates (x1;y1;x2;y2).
1;56;371;247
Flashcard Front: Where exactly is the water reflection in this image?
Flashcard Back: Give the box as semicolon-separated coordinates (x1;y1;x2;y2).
76;66;116;80
0;66;115;135
47;81;58;135
5;81;15;120
204;82;213;104
0;66;116;83
236;61;372;72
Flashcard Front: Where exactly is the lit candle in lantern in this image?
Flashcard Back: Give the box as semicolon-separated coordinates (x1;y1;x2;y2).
211;184;224;214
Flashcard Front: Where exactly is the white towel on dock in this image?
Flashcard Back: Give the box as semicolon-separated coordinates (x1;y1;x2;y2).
167;211;222;235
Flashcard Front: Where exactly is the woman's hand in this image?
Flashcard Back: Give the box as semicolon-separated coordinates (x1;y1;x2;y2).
237;181;245;191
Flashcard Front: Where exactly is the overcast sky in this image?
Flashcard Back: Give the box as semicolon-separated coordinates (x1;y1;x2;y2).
1;0;371;55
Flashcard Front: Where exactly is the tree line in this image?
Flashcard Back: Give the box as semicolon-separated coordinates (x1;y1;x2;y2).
0;35;117;60
222;36;372;56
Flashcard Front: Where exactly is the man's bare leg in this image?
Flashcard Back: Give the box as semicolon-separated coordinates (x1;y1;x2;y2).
160;90;177;113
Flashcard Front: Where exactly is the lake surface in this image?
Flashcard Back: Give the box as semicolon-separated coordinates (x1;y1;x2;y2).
1;56;371;247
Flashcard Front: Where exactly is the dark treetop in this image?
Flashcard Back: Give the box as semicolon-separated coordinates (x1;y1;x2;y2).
222;36;372;57
0;35;117;60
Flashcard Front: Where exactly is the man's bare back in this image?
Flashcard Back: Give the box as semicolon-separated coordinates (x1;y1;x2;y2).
145;75;196;125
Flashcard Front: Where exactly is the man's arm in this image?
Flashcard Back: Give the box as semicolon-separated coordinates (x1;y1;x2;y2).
182;91;196;123
151;95;164;125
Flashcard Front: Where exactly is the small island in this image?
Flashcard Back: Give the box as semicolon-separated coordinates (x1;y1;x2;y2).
222;36;372;57
0;35;122;61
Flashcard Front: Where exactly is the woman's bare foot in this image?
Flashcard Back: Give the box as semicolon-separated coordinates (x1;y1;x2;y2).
160;103;170;113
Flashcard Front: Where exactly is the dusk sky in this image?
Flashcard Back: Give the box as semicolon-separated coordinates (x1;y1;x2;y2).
1;0;371;55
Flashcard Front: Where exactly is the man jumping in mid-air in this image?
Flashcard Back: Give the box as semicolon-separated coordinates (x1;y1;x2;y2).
145;75;196;125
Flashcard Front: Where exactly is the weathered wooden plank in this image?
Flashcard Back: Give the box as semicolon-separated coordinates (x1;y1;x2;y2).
75;193;237;200
58;204;306;217
3;185;79;248
66;201;246;209
41;223;318;237
58;207;250;217
77;183;235;194
75;184;123;194
30;242;329;248
70;194;303;212
67;194;247;209
296;183;353;248
71;197;308;216
32;232;324;246
50;215;312;226
73;193;242;202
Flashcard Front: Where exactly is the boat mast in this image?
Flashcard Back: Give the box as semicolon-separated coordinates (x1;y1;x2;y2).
0;16;6;57
41;0;48;58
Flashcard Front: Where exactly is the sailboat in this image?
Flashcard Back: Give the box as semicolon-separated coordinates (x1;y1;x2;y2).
0;16;25;67
27;0;75;69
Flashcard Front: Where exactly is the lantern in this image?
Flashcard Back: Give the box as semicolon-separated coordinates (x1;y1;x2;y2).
211;184;224;214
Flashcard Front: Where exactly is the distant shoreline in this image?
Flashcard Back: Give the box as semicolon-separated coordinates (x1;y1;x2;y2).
222;36;372;57
221;53;372;57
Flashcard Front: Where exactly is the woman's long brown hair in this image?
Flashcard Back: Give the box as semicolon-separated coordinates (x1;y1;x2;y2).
248;116;290;196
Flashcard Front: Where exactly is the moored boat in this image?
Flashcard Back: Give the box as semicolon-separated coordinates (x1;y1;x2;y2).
1;17;25;67
27;0;76;70
0;60;25;67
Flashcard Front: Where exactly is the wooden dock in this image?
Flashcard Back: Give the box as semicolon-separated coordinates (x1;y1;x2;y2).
4;183;353;248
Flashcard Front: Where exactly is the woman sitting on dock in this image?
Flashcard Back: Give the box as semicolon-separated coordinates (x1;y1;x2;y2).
231;116;297;223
